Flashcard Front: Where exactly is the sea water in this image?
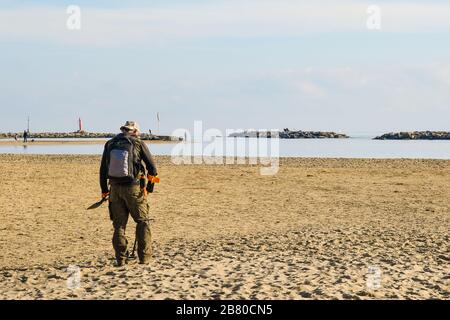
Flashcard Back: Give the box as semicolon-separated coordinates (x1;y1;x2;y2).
1;137;450;159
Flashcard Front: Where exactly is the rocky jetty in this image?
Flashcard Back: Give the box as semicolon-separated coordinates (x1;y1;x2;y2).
229;128;349;139
374;131;450;140
0;131;182;141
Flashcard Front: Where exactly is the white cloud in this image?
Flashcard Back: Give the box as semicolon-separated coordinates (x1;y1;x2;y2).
1;1;450;46
297;81;326;98
435;63;450;85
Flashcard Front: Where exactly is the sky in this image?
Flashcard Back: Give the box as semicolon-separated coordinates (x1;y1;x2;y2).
1;0;450;134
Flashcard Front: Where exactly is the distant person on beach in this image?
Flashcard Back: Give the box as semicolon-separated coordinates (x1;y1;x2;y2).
14;134;18;141
100;121;158;267
23;130;28;143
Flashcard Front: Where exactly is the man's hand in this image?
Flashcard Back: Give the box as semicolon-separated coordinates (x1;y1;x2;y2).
146;182;155;194
102;192;110;199
146;175;159;194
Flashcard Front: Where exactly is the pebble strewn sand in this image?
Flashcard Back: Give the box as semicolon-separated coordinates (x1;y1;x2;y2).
0;155;448;300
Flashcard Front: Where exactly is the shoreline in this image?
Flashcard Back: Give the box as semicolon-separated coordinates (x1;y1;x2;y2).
0;132;182;142
0;140;180;146
1;154;450;168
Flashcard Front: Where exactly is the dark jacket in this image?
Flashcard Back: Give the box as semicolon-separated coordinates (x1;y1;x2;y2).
100;133;157;193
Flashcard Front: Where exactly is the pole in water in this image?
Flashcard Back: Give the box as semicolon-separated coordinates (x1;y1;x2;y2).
27;116;30;133
157;112;160;135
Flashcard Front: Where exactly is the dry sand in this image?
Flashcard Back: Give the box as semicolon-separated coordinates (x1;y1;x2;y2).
0;155;448;300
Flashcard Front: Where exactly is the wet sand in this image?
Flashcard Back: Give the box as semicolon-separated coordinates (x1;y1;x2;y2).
0;155;448;299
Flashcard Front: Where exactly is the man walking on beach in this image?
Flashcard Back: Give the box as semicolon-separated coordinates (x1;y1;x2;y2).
100;121;158;266
23;130;28;143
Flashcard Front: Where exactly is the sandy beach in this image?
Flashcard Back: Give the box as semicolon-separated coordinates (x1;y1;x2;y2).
0;154;448;300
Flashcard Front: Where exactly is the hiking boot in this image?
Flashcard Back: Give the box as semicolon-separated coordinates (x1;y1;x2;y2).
139;259;151;265
115;259;127;267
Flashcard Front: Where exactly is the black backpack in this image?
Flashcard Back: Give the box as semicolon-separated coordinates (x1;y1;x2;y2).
106;135;140;183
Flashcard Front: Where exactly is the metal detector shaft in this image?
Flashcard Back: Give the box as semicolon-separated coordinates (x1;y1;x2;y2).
129;237;137;259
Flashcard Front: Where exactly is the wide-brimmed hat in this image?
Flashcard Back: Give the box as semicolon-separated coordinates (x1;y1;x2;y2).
120;121;141;133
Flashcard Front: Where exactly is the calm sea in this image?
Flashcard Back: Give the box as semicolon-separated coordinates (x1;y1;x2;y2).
1;136;450;159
